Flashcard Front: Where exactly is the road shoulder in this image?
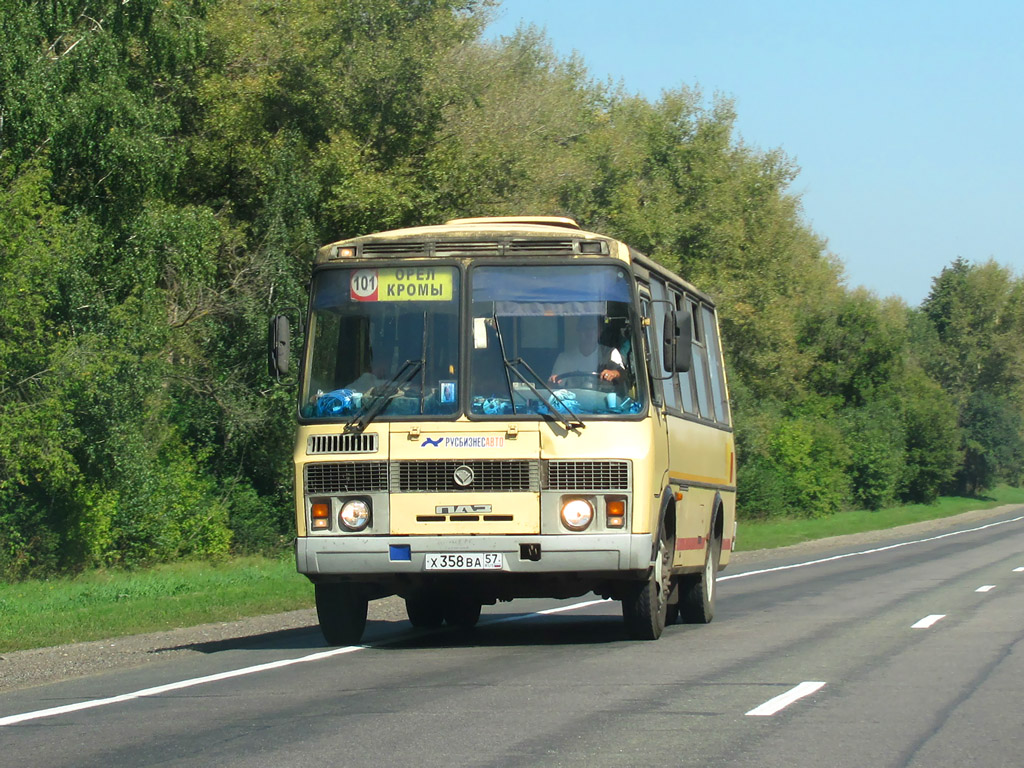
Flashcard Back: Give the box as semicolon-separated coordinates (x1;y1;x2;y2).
3;503;1022;695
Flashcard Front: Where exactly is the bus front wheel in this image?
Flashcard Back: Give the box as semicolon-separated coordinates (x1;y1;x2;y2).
315;583;368;646
622;522;673;640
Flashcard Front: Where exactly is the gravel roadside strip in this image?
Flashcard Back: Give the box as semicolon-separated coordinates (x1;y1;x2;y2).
2;504;1020;695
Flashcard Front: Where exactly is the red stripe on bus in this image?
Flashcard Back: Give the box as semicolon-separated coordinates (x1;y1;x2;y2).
676;537;704;550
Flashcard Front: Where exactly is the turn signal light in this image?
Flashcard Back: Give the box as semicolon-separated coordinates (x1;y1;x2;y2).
606;498;626;528
311;502;330;530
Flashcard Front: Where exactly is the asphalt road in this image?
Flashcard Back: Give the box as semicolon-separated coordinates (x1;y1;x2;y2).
3;507;1023;768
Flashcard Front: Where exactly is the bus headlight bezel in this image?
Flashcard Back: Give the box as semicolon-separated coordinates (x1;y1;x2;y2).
560;497;594;531
339;498;371;531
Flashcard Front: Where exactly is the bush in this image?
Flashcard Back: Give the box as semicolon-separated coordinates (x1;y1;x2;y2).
844;403;905;510
225;482;293;555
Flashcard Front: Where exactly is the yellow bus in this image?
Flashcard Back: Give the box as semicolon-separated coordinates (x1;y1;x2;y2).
270;217;736;644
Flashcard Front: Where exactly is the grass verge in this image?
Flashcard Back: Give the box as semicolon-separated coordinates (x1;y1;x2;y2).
0;555;314;653
736;484;1024;552
2;487;1022;653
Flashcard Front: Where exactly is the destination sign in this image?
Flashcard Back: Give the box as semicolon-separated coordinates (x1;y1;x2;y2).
350;268;454;302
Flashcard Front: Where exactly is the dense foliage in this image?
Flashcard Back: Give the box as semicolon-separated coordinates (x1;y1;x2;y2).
2;0;1022;577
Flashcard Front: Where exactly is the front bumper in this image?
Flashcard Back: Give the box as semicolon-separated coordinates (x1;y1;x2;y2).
296;532;654;576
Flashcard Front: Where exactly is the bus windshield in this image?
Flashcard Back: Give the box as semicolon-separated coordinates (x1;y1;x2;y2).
470;264;644;417
301;266;460;420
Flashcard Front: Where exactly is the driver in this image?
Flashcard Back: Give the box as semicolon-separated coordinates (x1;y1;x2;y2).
549;315;625;387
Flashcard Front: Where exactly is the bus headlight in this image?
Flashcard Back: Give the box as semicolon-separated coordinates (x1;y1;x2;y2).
339;499;371;531
560;498;594;531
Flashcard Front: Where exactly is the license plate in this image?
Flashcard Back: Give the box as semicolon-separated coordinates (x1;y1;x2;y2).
424;553;504;571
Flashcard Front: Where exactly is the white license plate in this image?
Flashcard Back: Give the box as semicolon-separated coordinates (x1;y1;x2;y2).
424;553;504;571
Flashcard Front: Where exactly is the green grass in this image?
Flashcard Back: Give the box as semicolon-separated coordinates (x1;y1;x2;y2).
0;555;314;653
736;484;1024;552
2;487;1023;653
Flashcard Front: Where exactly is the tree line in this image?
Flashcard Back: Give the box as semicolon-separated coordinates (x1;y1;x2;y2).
1;0;1022;578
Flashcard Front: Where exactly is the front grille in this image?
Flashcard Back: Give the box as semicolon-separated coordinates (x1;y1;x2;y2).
304;461;389;494
435;241;501;257
361;241;425;256
393;460;539;492
507;239;575;254
307;433;378;455
358;238;584;258
543;460;630;491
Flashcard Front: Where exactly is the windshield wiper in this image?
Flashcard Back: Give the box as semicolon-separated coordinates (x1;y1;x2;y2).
490;311;518;414
490;313;583;433
344;358;424;433
507;357;584;433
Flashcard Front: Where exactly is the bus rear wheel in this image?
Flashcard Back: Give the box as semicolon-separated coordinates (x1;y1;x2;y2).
405;590;445;628
678;531;720;624
315;583;368;646
622;521;673;640
442;594;482;629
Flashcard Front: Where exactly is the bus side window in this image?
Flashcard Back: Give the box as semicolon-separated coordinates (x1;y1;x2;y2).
675;292;697;416
639;292;662;406
649;279;679;411
702;305;730;424
661;287;689;412
689;298;713;420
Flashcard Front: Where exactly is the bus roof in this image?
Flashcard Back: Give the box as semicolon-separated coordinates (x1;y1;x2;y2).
317;217;610;261
444;216;582;230
321;217;590;247
315;217;711;304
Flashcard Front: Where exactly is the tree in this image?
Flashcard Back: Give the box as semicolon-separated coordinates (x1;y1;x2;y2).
918;259;1024;493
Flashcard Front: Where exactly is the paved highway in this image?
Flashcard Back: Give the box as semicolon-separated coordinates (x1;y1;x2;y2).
3;507;1023;767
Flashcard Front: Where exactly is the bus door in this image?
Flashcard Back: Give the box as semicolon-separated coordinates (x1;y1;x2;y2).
638;283;671;518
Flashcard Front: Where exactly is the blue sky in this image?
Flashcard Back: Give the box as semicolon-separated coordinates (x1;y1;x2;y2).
484;0;1024;306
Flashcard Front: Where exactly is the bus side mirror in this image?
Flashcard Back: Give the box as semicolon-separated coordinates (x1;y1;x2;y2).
662;311;692;373
268;315;291;377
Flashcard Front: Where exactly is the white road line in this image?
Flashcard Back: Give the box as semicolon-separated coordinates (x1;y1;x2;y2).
976;585;996;593
5;513;1021;727
912;614;946;629
0;644;367;727
1;600;612;727
746;681;827;717
484;598;608;626
721;514;1024;583
536;599;608;615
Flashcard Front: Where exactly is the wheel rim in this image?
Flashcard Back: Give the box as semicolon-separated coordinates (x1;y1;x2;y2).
704;540;716;602
656;535;671;611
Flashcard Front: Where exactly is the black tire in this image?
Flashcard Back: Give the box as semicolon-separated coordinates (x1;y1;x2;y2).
622;519;674;640
405;590;445;629
442;594;482;629
665;576;682;626
315;583;368;646
678;531;720;624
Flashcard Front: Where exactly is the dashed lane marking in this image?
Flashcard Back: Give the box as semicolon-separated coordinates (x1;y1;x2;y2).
721;515;1024;583
6;513;1022;727
746;681;827;717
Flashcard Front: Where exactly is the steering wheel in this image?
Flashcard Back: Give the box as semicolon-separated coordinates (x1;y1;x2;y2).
552;371;605;391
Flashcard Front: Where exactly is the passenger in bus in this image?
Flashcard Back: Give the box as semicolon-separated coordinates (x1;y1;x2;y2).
549;315;626;388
